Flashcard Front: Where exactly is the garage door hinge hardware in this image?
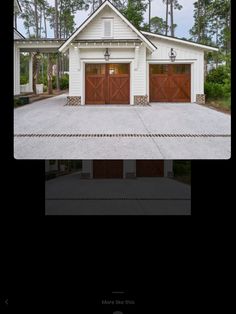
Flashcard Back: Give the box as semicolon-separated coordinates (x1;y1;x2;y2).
14;133;231;138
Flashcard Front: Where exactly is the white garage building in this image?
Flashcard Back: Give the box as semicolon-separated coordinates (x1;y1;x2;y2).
58;0;218;106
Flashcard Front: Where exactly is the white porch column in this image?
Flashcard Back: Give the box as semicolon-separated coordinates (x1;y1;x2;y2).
134;46;139;70
164;160;173;177
14;45;20;95
28;53;33;92
76;47;80;70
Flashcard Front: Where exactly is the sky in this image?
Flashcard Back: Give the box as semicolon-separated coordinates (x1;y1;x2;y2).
17;0;195;39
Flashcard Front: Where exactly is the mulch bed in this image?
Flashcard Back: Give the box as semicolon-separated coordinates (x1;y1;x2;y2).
198;102;231;114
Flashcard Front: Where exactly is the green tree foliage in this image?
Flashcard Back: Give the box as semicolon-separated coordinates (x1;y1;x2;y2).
20;0;50;38
121;0;148;30
143;16;168;34
19;0;90;38
47;0;90;39
205;64;231;101
190;0;231;91
59;73;69;89
90;0;128;12
190;0;212;45
20;53;29;84
162;0;182;36
190;0;231;50
206;65;230;84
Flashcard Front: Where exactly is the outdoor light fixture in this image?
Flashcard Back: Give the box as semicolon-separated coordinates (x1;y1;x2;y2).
169;48;177;62
104;48;110;61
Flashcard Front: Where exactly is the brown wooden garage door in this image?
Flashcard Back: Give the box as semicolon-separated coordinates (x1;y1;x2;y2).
150;64;191;102
136;160;164;177
93;160;123;178
85;64;130;104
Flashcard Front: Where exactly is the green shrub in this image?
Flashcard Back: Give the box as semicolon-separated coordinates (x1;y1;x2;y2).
205;82;224;99
222;78;231;98
52;76;56;89
60;74;69;90
205;79;231;100
38;75;48;86
206;65;230;84
173;161;191;177
14;97;21;107
20;75;28;85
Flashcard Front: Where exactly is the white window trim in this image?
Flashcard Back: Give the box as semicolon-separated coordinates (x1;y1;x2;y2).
102;18;114;38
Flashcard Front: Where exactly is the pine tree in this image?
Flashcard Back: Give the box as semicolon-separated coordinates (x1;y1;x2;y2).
163;0;182;36
148;0;151;32
122;0;148;30
143;16;168;34
190;0;212;45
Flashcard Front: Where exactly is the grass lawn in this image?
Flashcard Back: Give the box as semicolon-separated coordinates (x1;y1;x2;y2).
205;97;231;113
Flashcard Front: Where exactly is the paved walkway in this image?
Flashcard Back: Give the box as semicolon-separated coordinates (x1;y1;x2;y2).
14;94;231;159
45;173;191;215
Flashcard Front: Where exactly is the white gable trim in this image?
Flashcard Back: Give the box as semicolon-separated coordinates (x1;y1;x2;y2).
14;0;22;13
14;28;25;39
142;31;218;51
59;0;156;53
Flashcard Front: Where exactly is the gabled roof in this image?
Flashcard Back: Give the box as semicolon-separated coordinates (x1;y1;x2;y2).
14;0;22;13
14;27;25;39
142;31;219;52
59;0;157;53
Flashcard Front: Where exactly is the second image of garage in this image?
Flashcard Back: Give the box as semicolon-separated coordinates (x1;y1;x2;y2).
82;160;173;179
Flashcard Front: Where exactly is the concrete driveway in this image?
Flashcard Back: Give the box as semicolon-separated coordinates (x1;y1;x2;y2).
45;172;191;215
14;94;231;159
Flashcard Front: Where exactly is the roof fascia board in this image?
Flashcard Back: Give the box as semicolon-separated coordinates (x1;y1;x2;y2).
15;0;22;13
59;1;156;53
142;31;219;51
14;28;25;39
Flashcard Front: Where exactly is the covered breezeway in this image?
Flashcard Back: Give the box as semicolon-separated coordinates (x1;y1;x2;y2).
14;38;65;96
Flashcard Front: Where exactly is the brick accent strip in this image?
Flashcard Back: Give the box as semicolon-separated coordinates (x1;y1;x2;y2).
196;94;206;104
66;96;81;106
134;95;149;106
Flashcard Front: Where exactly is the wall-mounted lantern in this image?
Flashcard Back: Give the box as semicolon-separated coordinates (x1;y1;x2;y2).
104;48;110;61
169;48;177;62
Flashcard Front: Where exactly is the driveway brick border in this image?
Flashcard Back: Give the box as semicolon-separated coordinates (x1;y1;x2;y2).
15;133;231;138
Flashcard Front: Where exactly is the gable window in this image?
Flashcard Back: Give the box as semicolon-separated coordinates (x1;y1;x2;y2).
103;18;113;38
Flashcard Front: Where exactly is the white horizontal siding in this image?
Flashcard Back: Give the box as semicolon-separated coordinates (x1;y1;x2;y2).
133;45;146;95
148;37;202;60
69;47;81;96
146;37;205;101
77;6;138;40
80;48;134;59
